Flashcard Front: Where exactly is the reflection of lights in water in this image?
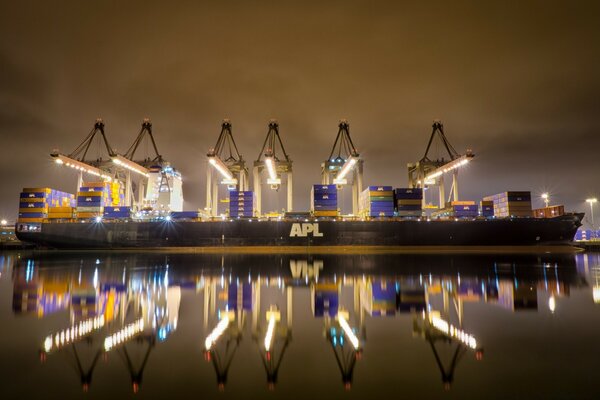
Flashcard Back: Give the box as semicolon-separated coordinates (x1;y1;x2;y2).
104;319;144;351
337;312;360;350
204;314;231;350
593;286;600;304
43;316;105;353
264;314;276;351
430;314;478;349
548;296;556;313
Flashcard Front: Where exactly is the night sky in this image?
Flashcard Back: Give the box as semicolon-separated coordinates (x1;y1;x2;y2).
1;1;599;224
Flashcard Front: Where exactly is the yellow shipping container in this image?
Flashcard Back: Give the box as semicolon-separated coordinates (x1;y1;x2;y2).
19;207;47;213
47;213;73;219
369;190;393;197
20;197;47;203
22;188;51;193
397;199;422;205
75;212;101;218
451;200;476;206
77;191;104;197
81;181;107;188
17;218;44;223
49;207;73;213
314;211;338;217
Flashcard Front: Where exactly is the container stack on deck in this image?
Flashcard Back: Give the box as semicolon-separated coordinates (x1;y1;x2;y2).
103;206;131;220
229;191;254;218
394;188;423;217
533;205;565;218
480;200;494;217
18;188;75;223
431;201;478;218
359;186;394;217
76;181;123;219
483;191;532;217
311;185;338;217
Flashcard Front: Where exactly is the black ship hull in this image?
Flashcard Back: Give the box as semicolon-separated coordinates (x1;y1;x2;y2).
15;214;583;249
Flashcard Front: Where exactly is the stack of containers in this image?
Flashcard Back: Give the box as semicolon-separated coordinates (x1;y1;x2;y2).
311;283;339;317
359;186;394;217
47;206;74;219
103;206;131;219
480;200;494;218
394;188;423;217
18;188;75;223
361;280;396;317
229;191;254;218
311;185;338;217
451;201;478;218
483;191;532;218
76;182;111;219
533;205;565;218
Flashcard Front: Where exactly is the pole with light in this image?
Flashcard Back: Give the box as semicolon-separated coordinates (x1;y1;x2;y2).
586;198;597;234
541;193;549;208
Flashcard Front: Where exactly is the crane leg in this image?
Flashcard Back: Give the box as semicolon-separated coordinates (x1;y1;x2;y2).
452;170;459;202
287;171;293;212
253;166;261;217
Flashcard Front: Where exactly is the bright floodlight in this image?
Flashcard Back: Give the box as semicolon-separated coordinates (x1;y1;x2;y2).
0;219;6;226
587;198;598;204
208;156;234;180
337;311;360;350
52;154;112;181
333;156;358;185
111;155;150;178
94;216;102;223
204;313;232;350
264;156;281;185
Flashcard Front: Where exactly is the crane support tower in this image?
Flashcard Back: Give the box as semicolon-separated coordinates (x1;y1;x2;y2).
51;118;116;191
206;120;249;217
321;120;364;215
407;121;474;209
123;119;183;211
253;120;293;216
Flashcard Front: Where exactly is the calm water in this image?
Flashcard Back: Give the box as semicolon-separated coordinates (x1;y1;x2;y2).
1;250;600;399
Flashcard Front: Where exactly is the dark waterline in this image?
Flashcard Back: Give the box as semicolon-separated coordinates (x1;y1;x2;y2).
1;251;599;399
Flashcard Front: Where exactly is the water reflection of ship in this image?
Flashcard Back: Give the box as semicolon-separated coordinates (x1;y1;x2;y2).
26;260;182;393
8;252;590;392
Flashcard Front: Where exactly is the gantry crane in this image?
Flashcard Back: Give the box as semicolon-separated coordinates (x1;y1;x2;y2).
206;120;249;217
50;118;116;189
321;120;364;215
407;121;474;209
253;120;293;216
123;119;183;211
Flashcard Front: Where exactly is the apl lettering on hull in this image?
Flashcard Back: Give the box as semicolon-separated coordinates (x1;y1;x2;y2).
289;223;323;237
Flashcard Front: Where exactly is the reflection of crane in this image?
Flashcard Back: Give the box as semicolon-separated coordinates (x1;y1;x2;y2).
412;280;483;389
321;120;364;215
255;305;292;390
253;120;293;216
206;120;249;216
324;309;362;390
407;121;474;209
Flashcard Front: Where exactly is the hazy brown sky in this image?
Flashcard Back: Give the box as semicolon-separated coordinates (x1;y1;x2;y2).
1;1;599;223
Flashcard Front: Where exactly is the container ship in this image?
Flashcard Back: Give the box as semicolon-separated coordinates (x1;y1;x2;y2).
12;120;584;249
15;186;582;249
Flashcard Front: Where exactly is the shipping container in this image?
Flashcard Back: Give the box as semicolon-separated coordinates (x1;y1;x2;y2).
533;205;565;218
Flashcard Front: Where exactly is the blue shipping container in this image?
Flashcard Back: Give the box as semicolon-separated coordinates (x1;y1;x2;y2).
20;192;47;199
19;202;46;208
368;186;393;191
